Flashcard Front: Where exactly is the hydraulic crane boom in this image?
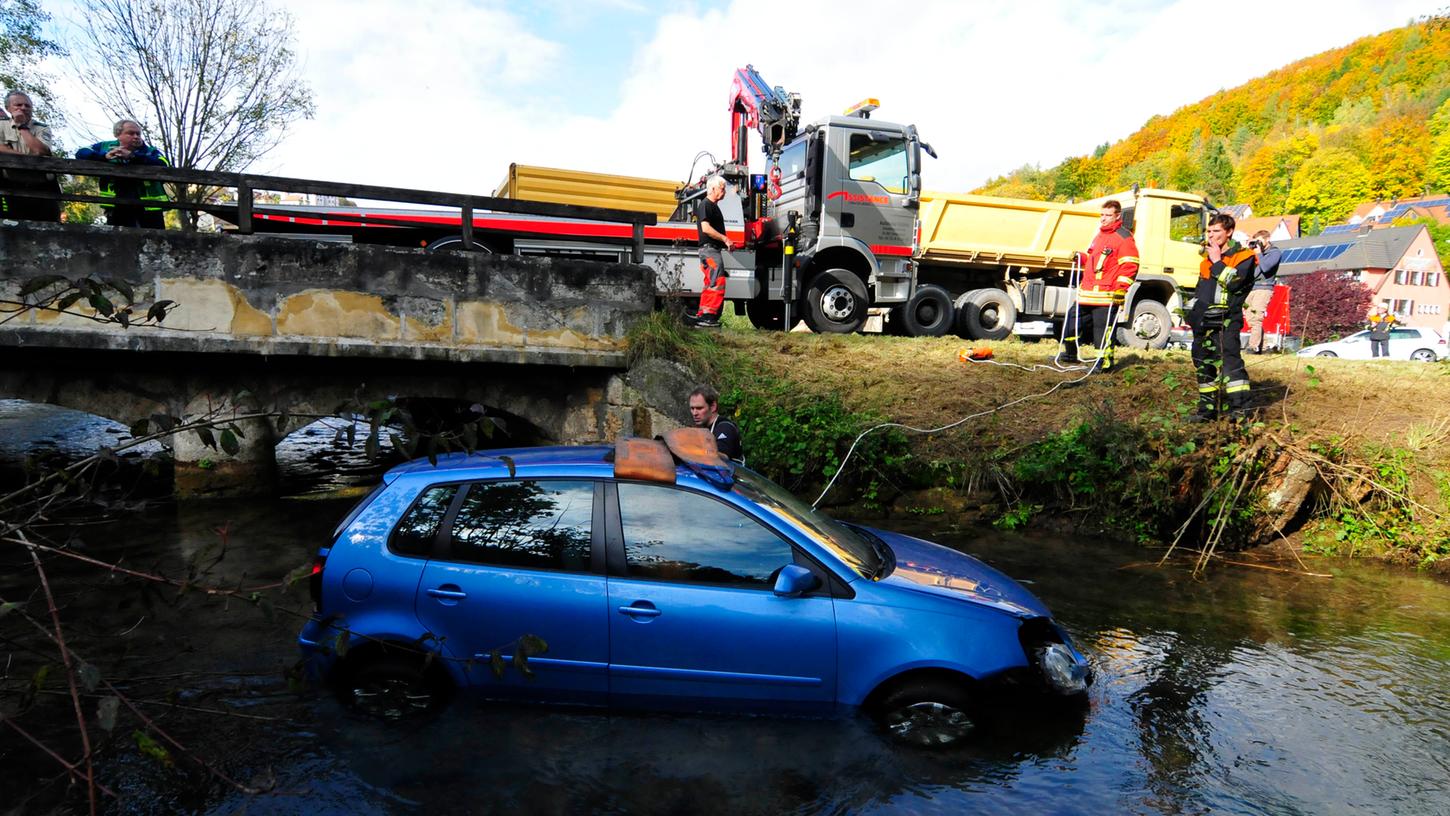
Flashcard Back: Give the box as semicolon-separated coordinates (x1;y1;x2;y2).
729;64;801;165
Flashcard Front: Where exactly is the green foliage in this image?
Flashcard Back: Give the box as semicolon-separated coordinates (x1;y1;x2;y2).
993;501;1041;531
0;0;65;124
721;378;914;509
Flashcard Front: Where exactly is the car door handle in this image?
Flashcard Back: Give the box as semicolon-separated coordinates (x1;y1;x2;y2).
617;604;661;618
427;587;468;600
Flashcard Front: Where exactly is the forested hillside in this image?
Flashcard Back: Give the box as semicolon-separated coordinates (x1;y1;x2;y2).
975;15;1450;234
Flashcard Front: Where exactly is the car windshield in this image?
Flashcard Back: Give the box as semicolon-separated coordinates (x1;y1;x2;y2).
732;468;881;578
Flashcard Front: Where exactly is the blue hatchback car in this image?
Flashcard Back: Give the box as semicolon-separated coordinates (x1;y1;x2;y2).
299;430;1091;745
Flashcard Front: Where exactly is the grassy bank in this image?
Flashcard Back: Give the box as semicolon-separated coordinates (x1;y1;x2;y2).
631;308;1450;570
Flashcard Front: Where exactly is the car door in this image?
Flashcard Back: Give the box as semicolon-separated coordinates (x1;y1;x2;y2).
605;481;837;713
415;479;608;705
1387;327;1420;359
1339;331;1373;359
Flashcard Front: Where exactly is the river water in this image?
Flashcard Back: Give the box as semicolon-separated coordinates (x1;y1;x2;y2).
2;402;1449;814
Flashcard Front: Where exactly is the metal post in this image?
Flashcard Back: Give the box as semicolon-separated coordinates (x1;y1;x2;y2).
236;182;253;234
632;224;645;264
461;205;475;251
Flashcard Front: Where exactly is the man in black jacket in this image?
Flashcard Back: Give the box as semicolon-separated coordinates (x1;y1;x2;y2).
688;385;743;462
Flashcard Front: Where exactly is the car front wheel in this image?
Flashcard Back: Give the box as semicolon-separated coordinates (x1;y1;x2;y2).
874;679;976;747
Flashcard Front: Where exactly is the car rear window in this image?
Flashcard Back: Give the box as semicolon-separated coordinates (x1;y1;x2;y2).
389;485;459;557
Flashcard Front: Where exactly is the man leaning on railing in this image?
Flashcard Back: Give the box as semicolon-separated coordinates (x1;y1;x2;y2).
75;119;171;229
0;90;61;223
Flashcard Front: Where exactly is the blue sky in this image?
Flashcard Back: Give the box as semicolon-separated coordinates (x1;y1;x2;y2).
41;0;1434;198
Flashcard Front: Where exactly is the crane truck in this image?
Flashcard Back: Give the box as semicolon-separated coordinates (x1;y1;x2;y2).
236;66;1222;347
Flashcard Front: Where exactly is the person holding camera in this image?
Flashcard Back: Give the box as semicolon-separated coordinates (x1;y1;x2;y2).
1243;230;1281;354
1188;213;1257;420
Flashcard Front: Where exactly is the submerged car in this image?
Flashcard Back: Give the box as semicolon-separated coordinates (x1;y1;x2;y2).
1297;326;1448;361
298;429;1091;745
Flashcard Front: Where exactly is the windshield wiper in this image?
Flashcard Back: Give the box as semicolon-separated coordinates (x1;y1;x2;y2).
844;522;893;580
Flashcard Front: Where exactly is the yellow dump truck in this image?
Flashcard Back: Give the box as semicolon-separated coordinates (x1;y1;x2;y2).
915;187;1212;347
493;164;681;223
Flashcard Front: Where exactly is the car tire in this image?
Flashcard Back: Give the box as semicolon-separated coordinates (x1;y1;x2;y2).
342;654;449;721
1316;351;1338;358
1410;349;1436;362
874;679;977;747
897;284;955;337
801;268;868;334
1117;299;1172;350
954;288;1016;341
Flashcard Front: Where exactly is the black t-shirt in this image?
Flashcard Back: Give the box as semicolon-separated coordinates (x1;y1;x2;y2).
696;197;726;250
709;417;743;461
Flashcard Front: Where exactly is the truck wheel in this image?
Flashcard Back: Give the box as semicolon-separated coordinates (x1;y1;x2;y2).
955;289;1016;341
1117;299;1172;350
801;269;868;334
744;298;786;331
899;284;954;337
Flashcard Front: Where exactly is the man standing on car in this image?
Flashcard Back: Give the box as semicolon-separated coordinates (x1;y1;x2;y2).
1189;213;1257;420
1062;200;1139;370
685;175;734;329
1244;229;1281;354
688;385;743;462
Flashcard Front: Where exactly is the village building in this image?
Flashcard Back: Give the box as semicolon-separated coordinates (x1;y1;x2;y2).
1274;224;1448;331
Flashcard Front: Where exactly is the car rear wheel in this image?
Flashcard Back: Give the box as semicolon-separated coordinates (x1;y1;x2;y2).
343;655;448;721
874;679;976;747
1410;348;1436;362
1316;351;1338;357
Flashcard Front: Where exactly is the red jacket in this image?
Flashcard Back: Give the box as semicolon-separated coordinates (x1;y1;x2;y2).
1078;219;1140;306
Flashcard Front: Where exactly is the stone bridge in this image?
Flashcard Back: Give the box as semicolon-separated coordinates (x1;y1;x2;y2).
0;222;678;496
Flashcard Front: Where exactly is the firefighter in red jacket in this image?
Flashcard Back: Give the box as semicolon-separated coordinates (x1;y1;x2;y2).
1062;200;1139;370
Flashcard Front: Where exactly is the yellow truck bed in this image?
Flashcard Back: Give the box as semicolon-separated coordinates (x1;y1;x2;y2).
916;191;1100;271
493;164;681;221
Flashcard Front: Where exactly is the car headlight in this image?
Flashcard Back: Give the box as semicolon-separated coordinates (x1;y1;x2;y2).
1037;642;1089;695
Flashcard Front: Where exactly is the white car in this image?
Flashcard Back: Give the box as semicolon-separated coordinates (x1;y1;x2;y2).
1297;326;1448;362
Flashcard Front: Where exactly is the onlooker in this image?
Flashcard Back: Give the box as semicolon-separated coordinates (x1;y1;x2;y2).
688;384;743;462
1244;229;1281;353
75;119;171;229
685;176;735;330
1366;305;1397;358
1062;200;1139;370
0;90;61;222
1189;213;1257;420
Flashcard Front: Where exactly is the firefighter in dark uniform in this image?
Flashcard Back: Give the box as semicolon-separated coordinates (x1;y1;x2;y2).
1062;200;1139;370
1189;212;1257;420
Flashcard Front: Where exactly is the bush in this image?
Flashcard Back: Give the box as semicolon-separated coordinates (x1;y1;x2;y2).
1285;270;1372;344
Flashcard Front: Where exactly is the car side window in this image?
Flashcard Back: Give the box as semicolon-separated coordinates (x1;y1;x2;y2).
390;485;458;557
448;480;593;572
617;483;794;588
1388;328;1416;339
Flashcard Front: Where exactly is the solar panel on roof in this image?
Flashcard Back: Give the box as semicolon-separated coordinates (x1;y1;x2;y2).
1308;246;1331;261
1323;244;1351;261
1322;224;1358;234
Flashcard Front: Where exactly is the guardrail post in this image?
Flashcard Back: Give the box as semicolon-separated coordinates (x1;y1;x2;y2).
236;181;253;234
632;224;644;264
461;205;475;251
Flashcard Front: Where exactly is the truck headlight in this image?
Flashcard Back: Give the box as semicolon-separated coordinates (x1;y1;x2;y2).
1037;642;1089;695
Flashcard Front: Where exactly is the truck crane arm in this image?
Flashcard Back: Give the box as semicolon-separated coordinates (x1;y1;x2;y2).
729;64;801;165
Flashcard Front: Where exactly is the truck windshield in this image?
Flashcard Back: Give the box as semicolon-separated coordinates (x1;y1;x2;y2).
848;134;909;194
1170;203;1206;244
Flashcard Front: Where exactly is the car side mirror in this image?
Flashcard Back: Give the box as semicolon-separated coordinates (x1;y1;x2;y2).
773;564;819;597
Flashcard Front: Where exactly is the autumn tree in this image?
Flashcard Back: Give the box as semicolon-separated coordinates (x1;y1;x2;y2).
0;0;63;123
73;0;315;229
1285;147;1371;225
1199;140;1235;203
1364;115;1432;199
1284;271;1372;344
1429;130;1450;194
